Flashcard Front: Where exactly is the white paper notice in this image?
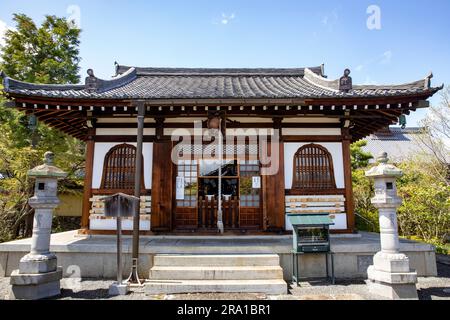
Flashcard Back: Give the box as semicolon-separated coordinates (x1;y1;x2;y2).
176;176;185;200
252;176;261;189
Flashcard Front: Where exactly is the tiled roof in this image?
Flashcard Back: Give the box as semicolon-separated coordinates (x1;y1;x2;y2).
362;127;450;163
0;64;442;100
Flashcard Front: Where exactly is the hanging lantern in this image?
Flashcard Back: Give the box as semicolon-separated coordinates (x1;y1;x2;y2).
398;114;407;129
207;116;221;129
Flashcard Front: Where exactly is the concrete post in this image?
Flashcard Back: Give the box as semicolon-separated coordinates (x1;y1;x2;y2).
10;151;67;300
365;152;418;300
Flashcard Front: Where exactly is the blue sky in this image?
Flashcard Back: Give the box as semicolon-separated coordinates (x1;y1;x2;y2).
1;0;449;126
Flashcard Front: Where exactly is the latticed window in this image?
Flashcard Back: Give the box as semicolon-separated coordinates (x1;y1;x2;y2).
101;144;144;190
292;144;336;190
239;160;261;208
176;160;198;208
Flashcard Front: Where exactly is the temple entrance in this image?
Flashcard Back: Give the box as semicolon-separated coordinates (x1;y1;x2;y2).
173;159;263;231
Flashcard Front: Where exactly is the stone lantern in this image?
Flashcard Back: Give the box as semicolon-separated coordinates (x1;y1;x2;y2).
365;152;418;300
10;151;67;300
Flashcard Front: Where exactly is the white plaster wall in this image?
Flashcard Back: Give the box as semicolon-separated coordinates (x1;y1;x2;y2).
284;142;345;189
96;118;156;123
92;142;153;189
166;128;277;136
282;128;341;136
282;117;340;123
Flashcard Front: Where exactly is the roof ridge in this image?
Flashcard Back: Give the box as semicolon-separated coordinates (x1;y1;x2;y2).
1;71;85;91
302;68;339;92
116;65;324;77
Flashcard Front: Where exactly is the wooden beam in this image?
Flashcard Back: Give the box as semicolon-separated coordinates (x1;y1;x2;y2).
282;135;343;142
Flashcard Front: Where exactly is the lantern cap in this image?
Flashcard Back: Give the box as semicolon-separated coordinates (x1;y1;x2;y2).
28;151;67;179
365;152;403;178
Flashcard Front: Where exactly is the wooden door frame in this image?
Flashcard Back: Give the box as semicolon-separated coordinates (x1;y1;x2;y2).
172;156;264;231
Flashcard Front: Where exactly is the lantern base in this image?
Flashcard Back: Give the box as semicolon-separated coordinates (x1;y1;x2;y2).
367;265;418;300
19;253;57;274
9;267;62;300
366;279;418;300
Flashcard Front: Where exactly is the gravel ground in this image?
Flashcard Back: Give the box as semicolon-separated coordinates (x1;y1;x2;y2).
1;261;449;300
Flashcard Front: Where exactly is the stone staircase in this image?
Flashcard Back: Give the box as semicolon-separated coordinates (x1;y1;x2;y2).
145;254;287;295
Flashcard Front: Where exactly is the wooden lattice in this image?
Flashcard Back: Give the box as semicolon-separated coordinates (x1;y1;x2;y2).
100;144;145;190
292;144;336;190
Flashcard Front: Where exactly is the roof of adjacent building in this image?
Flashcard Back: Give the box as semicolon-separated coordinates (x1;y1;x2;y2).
0;64;443;100
362;127;450;163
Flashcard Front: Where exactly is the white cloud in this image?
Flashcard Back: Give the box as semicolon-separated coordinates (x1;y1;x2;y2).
221;13;235;25
380;50;392;64
0;19;15;48
0;19;8;47
321;9;338;31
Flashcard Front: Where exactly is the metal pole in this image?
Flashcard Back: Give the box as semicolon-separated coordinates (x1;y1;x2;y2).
217;119;224;233
117;214;122;284
127;101;145;285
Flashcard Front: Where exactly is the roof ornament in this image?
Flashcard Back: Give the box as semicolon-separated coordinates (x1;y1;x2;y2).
399;114;407;130
114;61;120;76
320;63;325;77
44;151;55;166
85;69;99;93
425;72;433;89
377;152;389;164
339;68;352;93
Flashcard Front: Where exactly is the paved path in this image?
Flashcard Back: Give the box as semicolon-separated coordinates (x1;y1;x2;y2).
1;261;449;300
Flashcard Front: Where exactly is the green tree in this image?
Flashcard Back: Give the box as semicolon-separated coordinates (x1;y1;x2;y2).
0;14;81;84
0;14;84;242
350;140;378;231
397;157;450;245
350;140;373;170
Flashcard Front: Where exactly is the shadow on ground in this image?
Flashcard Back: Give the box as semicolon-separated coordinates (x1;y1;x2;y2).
418;287;450;300
59;288;110;300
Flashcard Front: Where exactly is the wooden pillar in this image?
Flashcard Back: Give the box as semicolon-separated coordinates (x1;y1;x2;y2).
342;128;355;233
262;126;285;232
81;128;96;231
151;139;173;232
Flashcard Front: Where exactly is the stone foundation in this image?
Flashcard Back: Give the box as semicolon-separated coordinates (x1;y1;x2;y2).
0;231;437;281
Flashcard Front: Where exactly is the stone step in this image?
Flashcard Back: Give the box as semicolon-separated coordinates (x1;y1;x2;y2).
145;279;288;295
153;254;280;267
149;266;283;280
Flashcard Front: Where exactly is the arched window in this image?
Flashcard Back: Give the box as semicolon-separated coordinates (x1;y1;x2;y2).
292;144;336;190
100;144;145;190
